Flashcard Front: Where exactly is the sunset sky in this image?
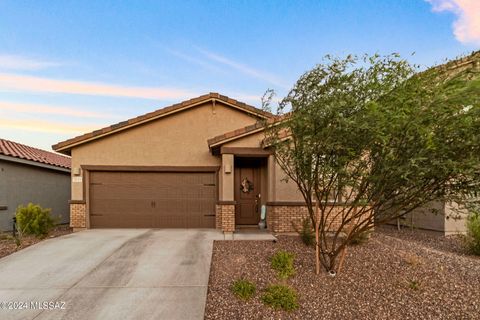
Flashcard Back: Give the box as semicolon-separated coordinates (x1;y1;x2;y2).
0;0;479;151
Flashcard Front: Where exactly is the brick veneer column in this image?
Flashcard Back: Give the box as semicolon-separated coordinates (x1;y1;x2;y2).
70;203;86;230
215;205;222;229
220;204;235;232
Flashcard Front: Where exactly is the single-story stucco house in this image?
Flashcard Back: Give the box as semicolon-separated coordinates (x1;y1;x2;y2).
52;93;313;234
0;138;71;231
52;93;468;234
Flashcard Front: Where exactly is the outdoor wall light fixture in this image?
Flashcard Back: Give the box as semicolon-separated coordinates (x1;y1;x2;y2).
72;167;81;176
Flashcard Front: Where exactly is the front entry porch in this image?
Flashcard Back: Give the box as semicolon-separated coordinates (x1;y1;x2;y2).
214;147;274;234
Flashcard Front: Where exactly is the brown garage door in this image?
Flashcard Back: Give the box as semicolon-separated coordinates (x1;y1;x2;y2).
89;171;216;228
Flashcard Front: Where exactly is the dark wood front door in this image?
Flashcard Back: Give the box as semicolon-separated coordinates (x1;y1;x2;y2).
234;161;261;225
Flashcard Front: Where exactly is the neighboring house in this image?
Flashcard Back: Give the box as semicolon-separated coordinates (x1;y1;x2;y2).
0;139;71;231
53;93;309;234
392;202;468;235
390;52;480;235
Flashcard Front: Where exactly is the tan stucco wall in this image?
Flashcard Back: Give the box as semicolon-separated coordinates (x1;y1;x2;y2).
219;154;234;201
222;131;264;148
444;202;468;234
391;201;468;234
71;101;260;200
398;201;445;231
272;161;304;202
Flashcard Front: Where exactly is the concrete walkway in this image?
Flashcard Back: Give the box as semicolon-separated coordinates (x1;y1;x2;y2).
0;229;225;320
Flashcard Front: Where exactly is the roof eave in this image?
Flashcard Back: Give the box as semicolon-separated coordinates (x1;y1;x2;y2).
208;127;266;150
0;154;70;173
53;95;273;153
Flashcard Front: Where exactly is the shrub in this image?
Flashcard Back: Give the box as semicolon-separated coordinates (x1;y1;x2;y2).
402;252;423;267
294;218;315;246
465;211;480;255
261;284;299;311
16;203;56;237
231;279;256;300
408;279;421;291
349;230;371;245
271;250;295;279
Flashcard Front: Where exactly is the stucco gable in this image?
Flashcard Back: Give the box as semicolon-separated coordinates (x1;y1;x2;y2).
53;93;272;155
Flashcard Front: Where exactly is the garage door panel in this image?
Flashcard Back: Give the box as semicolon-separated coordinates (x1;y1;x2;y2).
91;214;153;228
90;185;157;200
89;171;216;228
153;214;186;228
90;199;152;215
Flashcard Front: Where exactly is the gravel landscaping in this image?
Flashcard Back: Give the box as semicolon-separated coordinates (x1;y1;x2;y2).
0;224;72;259
378;225;468;256
205;229;480;320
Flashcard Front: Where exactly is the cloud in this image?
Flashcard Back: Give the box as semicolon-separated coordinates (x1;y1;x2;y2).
165;48;226;74
0;101;119;119
0;118;99;134
426;0;480;45
196;48;290;89
0;73;198;100
0;54;62;71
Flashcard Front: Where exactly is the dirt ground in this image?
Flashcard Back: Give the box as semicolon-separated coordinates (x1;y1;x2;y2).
205;227;480;320
0;224;72;260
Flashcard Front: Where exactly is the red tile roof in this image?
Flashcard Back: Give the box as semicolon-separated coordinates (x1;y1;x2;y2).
0;139;71;169
53;92;273;154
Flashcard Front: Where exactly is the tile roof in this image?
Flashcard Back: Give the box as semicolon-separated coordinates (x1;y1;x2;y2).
53;92;273;154
207;114;287;148
0;138;71;169
207;121;266;147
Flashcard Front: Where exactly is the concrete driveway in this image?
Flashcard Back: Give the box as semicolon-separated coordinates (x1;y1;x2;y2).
0;229;224;320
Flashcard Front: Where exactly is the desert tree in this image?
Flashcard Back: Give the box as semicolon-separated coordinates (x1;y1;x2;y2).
264;52;480;273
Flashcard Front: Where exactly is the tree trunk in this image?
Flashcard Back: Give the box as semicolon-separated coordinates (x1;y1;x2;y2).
315;199;320;275
336;246;348;274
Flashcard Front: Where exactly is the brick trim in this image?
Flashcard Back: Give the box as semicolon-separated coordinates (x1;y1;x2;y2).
217;201;236;205
266;201;355;206
219;147;272;157
266;201;310;206
69;200;86;204
267;205;371;233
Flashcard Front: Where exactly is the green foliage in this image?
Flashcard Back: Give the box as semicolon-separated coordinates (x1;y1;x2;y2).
265;52;480;272
465;209;480;255
349;230;371;245
408;279;421;291
294;218;315;246
14;236;21;247
261;284;299;311
231;279;256;300
271;250;295;279
16;203;56;237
